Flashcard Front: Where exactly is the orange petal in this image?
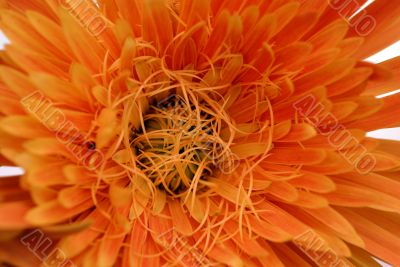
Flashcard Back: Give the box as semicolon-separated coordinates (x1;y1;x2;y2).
0;66;37;97
273;11;319;46
30;72;89;111
267;148;326;165
266;181;299;202
290;191;329;209
364;56;400;96
97;214;128;267
224;220;270;257
304;206;363;247
142;0;173;53
0;201;33;229
339;208;400;266
26;199;93;225
324;181;400;213
58;187;92;208
347;92;400;131
337;37;364;58
230;143;271;159
255;200;309;237
168;200;193;236
308;19;348;51
58;209;109;258
274;42;312;73
0;115;50;138
294;59;356;94
26;11;73;61
205;241;244;267
59;8;104;73
27;162;70;186
209;177;250;206
247;215;291;242
289;172;336;193
350;0;400;59
277;123;317;142
327;67;373;97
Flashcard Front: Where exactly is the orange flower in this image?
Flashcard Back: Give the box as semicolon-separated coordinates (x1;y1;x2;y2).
0;0;400;266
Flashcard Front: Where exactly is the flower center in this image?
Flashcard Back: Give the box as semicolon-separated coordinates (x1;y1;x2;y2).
131;94;226;196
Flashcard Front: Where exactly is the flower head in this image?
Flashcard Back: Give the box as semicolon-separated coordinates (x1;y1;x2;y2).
0;0;400;266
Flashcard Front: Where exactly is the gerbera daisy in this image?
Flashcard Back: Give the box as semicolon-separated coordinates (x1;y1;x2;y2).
0;0;400;266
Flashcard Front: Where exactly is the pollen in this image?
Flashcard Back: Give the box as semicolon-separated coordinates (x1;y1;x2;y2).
131;93;234;197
